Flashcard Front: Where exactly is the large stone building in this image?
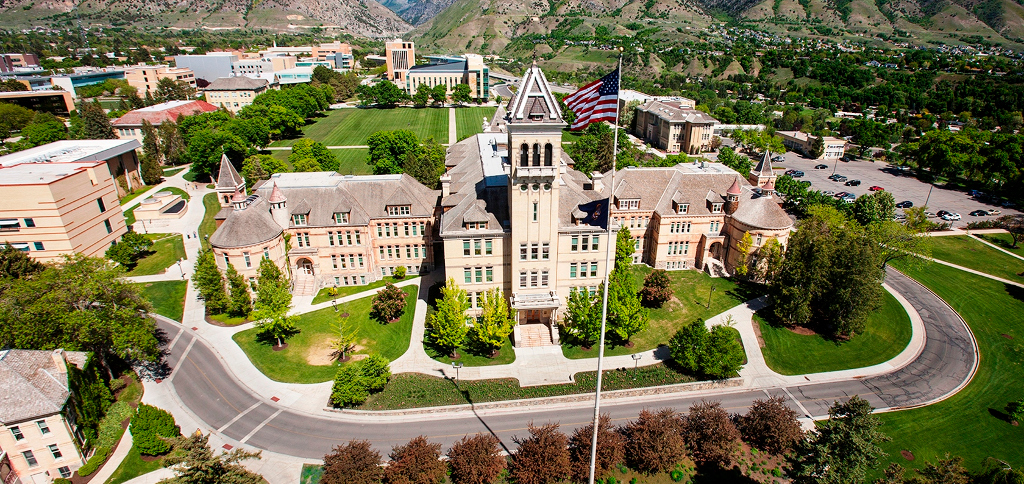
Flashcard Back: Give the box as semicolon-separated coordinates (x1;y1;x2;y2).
201;77;271;113
209;65;792;345
775;131;848;160
124;65;197;94
0;349;90;483
112;100;219;143
633;100;719;155
404;54;489;101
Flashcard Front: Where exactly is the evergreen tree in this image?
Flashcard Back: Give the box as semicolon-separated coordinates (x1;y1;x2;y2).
0;243;43;279
428;278;469;358
789;396;890;484
225;263;252;318
159;121;186;166
192;249;229;314
469;288;513;355
141;119;160;162
78;100;117;139
162;433;263;484
403;138;445;189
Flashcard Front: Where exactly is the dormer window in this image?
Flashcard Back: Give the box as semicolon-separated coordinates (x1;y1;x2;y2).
465;221;488;230
292;214;307;226
387;205;411;216
333;212;349;224
674;202;689;214
711;203;723;214
617;199;640;210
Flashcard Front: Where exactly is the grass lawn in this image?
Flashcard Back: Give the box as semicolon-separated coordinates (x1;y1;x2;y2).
925;235;1024;282
198;193;220;249
977;232;1023;254
561;266;761;359
158;186;190;201
270;148;371;175
454;106;496;141
137;280;187;321
269;108;449;147
104;445;166;484
126;233;187;276
562;129;584;143
209;313;249;326
183;167;204;182
310;276;418;304
163;167;186;177
233;286;417;383
124;203;140;226
874;261;1024;474
425;333;516;367
119;187;152;206
360;363;695;410
757;291;912;375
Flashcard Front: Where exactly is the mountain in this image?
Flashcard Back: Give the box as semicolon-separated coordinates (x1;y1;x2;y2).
0;0;412;36
379;0;458;25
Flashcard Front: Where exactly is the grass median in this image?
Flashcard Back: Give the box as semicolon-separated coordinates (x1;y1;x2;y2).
126;233;187;276
925;235;1024;282
136;280;187;321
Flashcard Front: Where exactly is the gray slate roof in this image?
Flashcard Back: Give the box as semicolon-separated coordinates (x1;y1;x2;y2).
209;197;283;249
204;77;270;91
732;186;794;229
216;154;244;190
637;100;719;125
0;349;88;424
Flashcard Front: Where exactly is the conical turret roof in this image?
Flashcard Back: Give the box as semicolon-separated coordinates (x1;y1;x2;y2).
269;182;286;203
752;151;773;177
216;154;244;190
727;177;743;195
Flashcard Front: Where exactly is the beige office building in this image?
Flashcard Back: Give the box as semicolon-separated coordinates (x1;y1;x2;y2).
312;42;353;63
385;39;415;84
124;65;197;94
202;77;270;113
405;54;489;101
775;131;848;160
633;100;719;155
0;349;90;484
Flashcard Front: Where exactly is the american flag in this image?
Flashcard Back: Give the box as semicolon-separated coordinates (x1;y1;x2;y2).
564;68;620;131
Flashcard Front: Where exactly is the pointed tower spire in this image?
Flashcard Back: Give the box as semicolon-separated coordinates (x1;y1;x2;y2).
269;181;286;204
747;150;778;190
216;154;244;190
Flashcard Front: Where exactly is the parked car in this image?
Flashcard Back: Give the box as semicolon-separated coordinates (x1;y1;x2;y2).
970;210;989;216
845;180;861;186
968;190;986;198
843;193;856;200
814;164;829;169
822;190;836;196
924;211;936;217
869;186;884;191
936;210;950;217
772;156;785;162
836;191;850;198
988;209;1002;215
896;201;914;208
1001;200;1017;208
941;212;961;221
785;169;797;175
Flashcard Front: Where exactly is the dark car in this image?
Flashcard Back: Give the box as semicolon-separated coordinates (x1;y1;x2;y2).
814;164;829;169
969;210;989;216
936;210;950;217
791;171;805;177
845;180;861;186
896;200;914;208
835;191;850;198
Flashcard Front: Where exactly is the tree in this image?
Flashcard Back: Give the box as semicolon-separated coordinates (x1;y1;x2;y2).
293;157;322;172
105;231;153;269
403;138;445;188
867;220;929;270
734;232;754;277
809;135;826;159
330;364;369;407
254;258;291;314
620;408;687;475
739;396;804;455
241;154;289;189
683;400;741;467
608;228;648;343
372;282;408;323
254;311;297;348
979;458;1024;484
451;84;473;106
430;84;447;106
998;215;1024;248
428;278;468;357
716;146;752;173
752;238;785;284
904;206;934;233
0;243;43;279
0;102;36;141
384;436;446;484
508;423;570;484
159;121;186;166
1006;398;1024;424
447;434;506;484
378;81;410;107
331;316;358;361
192;249;228;314
853;191;896;226
237;104;303;140
913;455;970;484
469;288;513;356
77;100;117;139
568;414;624;482
161;432;263;484
290;138;339;172
155;77;195;102
412;85;431;108
322;441;383;484
565;287;601;347
668;320;744;379
131;404;180;456
639;270;672;308
225;264;252;318
141;119;161;161
366;130;421;175
140;132;163;185
18;114;68;147
789;396;890;484
360;354;392;392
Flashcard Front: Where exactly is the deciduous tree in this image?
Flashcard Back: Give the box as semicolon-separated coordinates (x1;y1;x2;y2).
131;404;180;456
565;287;601;347
428;278;468;357
683;400;741;467
913;454;970;484
568;414;624;482
372;282;408;323
0;243;43;279
469;288;513;356
789;396;889;484
620;408;687;475
508;423;570;484
734;232;754;277
192;249;228;314
608;228;648;344
322;440;383;484
1005;398;1024;424
867;220;929;270
289;138;339;172
998;215;1024;248
739;396;804;455
853;190;896;226
384;436;446;484
105;231;153;269
639;269;672;308
669;320;744;379
366;130;421;175
446;434;506;484
451;84;473;106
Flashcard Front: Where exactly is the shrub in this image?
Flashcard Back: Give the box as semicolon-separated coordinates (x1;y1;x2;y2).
682;400;741;466
668;320;744;379
322;440;383;484
620;408;686;475
54;479;72;484
393;266;407;279
96;401;134;449
1006;398;1024;424
77;447;110;476
384;436;446;484
330;364;369;407
509;423;570;484
447;434;506;484
105;231;153;269
568;414;624;482
739;396;804;455
109;377;127;394
371;283;407;322
639;270;672;308
131;404;180;455
360;354;392;393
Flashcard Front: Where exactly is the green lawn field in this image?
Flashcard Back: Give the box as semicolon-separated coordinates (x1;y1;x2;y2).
126;233;187;276
454;106;497;141
925;235;1024;282
758;290;912;375
310;276;417;304
136;280;187;321
198;193;220;249
977;232;1023;254
233;286;417;383
875;261;1024;474
269;108;449;147
270;148;371;175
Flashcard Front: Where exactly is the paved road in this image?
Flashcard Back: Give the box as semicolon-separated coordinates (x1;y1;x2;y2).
155;269;975;459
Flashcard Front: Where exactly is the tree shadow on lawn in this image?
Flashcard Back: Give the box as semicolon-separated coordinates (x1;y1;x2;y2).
692;463;759;484
725;280;766;306
1005;283;1024;305
754;306;848;346
988;407;1014;424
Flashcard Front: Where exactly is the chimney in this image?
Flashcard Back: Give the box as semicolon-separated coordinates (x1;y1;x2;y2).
51;349;68;373
592;172;604;192
440;172;452;197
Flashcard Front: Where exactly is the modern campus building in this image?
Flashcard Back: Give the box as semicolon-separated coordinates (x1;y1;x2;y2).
312;42;354;70
404;54;489;101
232;56;295;80
0;53;40;72
173;53;238;82
208;65;792;345
124;65;197;94
385;39;415;84
775;131;848;160
202;77;270;113
633;100;719;155
48;69;126;98
0;349;90;483
112;100;219;143
0;90;76;117
0;140;139;261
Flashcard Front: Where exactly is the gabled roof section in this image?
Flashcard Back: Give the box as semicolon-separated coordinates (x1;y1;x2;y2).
0;349;88;423
216;154;244;190
752;151;773;177
508;63;563;124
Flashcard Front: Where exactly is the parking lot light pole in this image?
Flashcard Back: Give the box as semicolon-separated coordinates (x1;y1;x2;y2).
831;156;840;176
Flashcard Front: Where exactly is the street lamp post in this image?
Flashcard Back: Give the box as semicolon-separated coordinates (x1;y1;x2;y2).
451;361;463;381
707;284;716;309
177;259;185;280
631;353;642;372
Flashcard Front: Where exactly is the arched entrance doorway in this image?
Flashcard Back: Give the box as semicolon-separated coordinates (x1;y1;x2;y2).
296;258;314;275
709;242;723;260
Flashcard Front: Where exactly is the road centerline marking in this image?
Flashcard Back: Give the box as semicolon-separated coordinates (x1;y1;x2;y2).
240;409;283;444
218;402;263;433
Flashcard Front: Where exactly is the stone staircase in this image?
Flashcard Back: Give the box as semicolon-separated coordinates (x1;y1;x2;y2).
293;276;317;296
519;323;554;347
704;258;729;278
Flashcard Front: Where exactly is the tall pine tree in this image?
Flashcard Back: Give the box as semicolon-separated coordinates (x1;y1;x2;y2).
192;249;228;314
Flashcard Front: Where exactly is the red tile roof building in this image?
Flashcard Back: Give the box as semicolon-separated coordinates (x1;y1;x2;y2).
112;100;219;142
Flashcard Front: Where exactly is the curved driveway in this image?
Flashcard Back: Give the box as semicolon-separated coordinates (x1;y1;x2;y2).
155;268;976;459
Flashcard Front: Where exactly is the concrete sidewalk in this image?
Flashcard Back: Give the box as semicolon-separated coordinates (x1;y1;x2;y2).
968;232;1024;262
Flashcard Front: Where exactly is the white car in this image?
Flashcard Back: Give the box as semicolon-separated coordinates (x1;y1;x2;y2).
940;213;961;221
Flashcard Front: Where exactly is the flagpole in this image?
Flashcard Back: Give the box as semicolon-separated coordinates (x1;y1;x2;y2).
588;49;623;484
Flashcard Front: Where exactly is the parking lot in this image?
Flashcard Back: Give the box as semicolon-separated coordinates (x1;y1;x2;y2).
767;150;1020;225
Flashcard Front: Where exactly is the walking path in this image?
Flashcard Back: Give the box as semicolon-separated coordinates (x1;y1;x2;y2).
448;107;457;145
89;429;134;484
967;232;1024;261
